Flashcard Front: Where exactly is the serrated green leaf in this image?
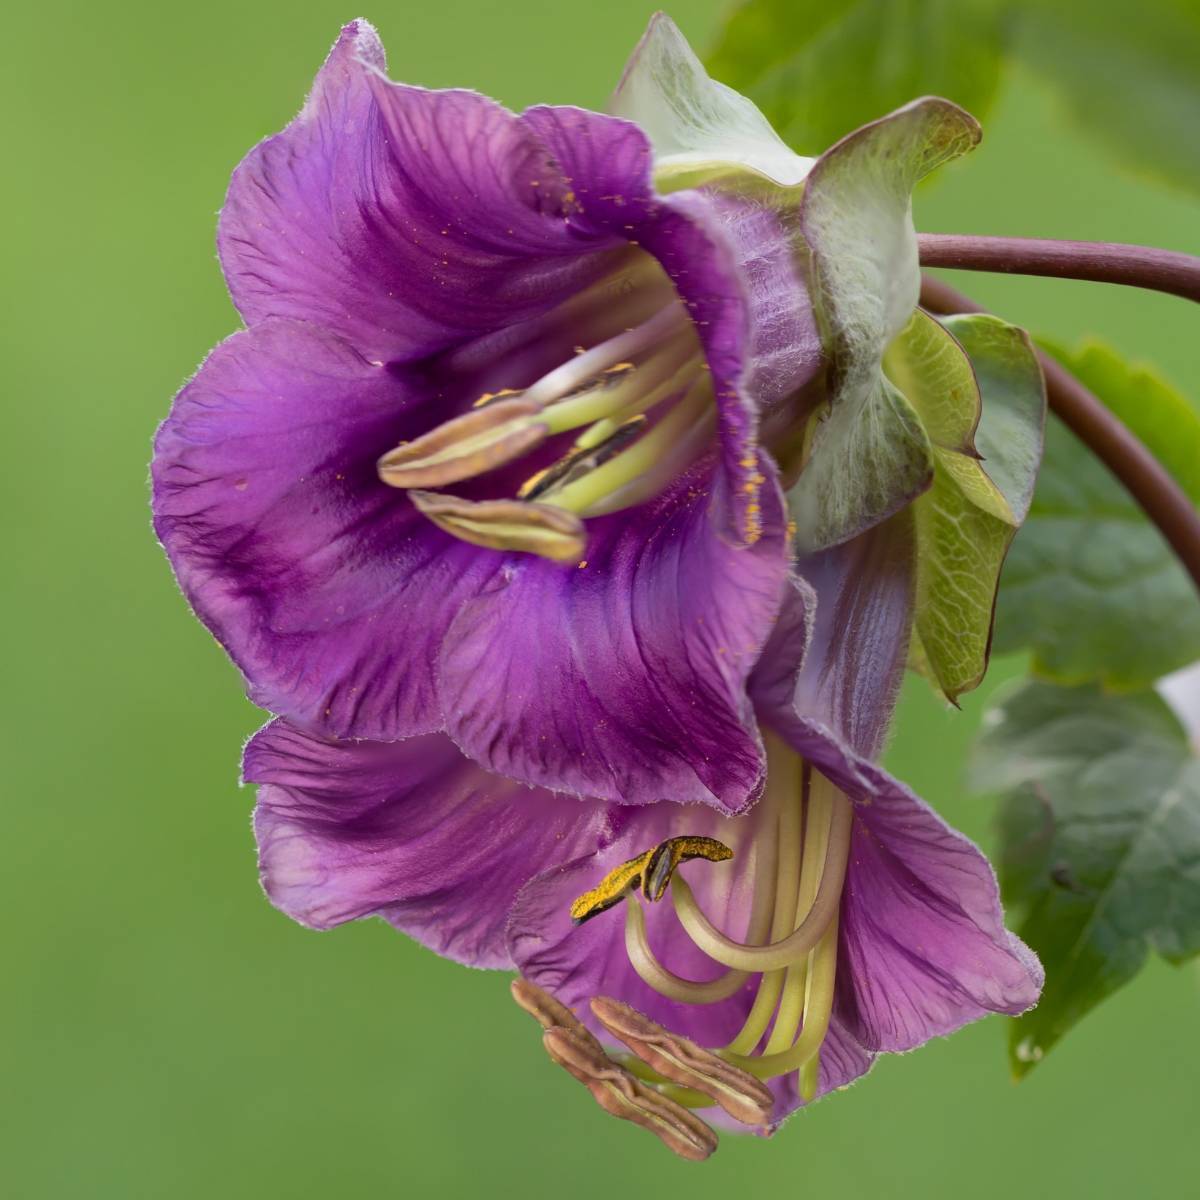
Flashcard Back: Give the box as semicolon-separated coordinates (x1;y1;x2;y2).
971;678;1200;1077
1014;0;1200;198
788;98;979;552
707;0;1006;155
884;311;1043;700
995;341;1200;689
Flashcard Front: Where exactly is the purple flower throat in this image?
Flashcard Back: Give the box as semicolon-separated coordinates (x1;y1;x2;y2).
377;253;736;562
569;732;850;1099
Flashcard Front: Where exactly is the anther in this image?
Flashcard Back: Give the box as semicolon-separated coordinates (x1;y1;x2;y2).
590;998;774;1128
521;305;689;409
642;836;733;903
473;387;523;408
519;417;647;501
569;848;655;924
409;490;586;563
509;978;603;1054
541;1026;719;1162
569;835;733;924
378;397;545;489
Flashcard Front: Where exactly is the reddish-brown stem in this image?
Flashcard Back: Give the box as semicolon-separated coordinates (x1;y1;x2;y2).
919;274;1200;597
917;234;1200;303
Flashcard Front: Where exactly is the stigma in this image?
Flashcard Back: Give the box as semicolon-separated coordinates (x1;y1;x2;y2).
377;257;719;561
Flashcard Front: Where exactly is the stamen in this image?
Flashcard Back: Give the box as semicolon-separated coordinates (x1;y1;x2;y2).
472;387;524;409
510;978;603;1054
616;1057;716;1110
519;418;647;502
643;836;733;902
538;363;639;435
590;997;774;1128
538;379;717;517
623;900;748;1004
621;815;774;1007
720;909;840;1084
763;765;829;1057
670;782;852;972
571;358;698;452
541;1026;719;1162
521;304;690;410
378;397;546;489
569;848;655;924
569;836;733;924
724;740;802;1055
408;489;585;562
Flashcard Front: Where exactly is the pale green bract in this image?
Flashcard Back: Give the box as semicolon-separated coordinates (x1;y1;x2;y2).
610;12;815;190
612;14;986;559
886;311;1045;701
787;97;981;552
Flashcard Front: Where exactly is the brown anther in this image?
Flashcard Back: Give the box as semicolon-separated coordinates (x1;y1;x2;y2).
509;978;603;1054
408;490;586;562
643;836;733;903
542;1027;718;1162
518;416;647;501
378;397;545;488
590;997;773;1128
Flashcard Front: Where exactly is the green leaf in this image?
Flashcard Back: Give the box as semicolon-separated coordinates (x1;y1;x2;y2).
610;12;814;190
994;341;1200;689
971;678;1200;1077
887;311;1044;700
707;0;1006;155
788;98;979;551
1014;0;1200;198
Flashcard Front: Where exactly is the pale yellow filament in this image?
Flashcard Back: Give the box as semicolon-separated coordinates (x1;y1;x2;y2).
721;908;841;1080
670;786;851;973
763;768;833;1055
622;756;780;1006
723;737;802;1055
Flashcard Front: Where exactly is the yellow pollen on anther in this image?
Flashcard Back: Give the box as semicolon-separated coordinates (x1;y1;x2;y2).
473;387;523;408
570;850;655;924
642;837;733;903
569;836;734;924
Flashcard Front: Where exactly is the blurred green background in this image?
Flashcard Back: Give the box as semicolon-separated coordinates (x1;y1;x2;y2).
4;1;1198;1196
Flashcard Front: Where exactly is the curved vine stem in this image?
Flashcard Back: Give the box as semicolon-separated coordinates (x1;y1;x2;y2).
917;235;1200;303
919;274;1200;598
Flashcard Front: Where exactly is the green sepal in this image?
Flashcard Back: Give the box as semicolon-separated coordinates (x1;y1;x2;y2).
891;311;1044;701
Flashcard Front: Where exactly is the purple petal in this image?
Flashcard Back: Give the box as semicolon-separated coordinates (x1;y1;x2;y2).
151;318;498;739
521;104;807;543
245;720;614;968
838;777;1044;1051
219;23;608;361
680;189;824;422
438;457;789;810
185;33;804;772
754;514;917;761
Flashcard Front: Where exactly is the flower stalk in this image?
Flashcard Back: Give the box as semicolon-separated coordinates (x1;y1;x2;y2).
917;234;1200;304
